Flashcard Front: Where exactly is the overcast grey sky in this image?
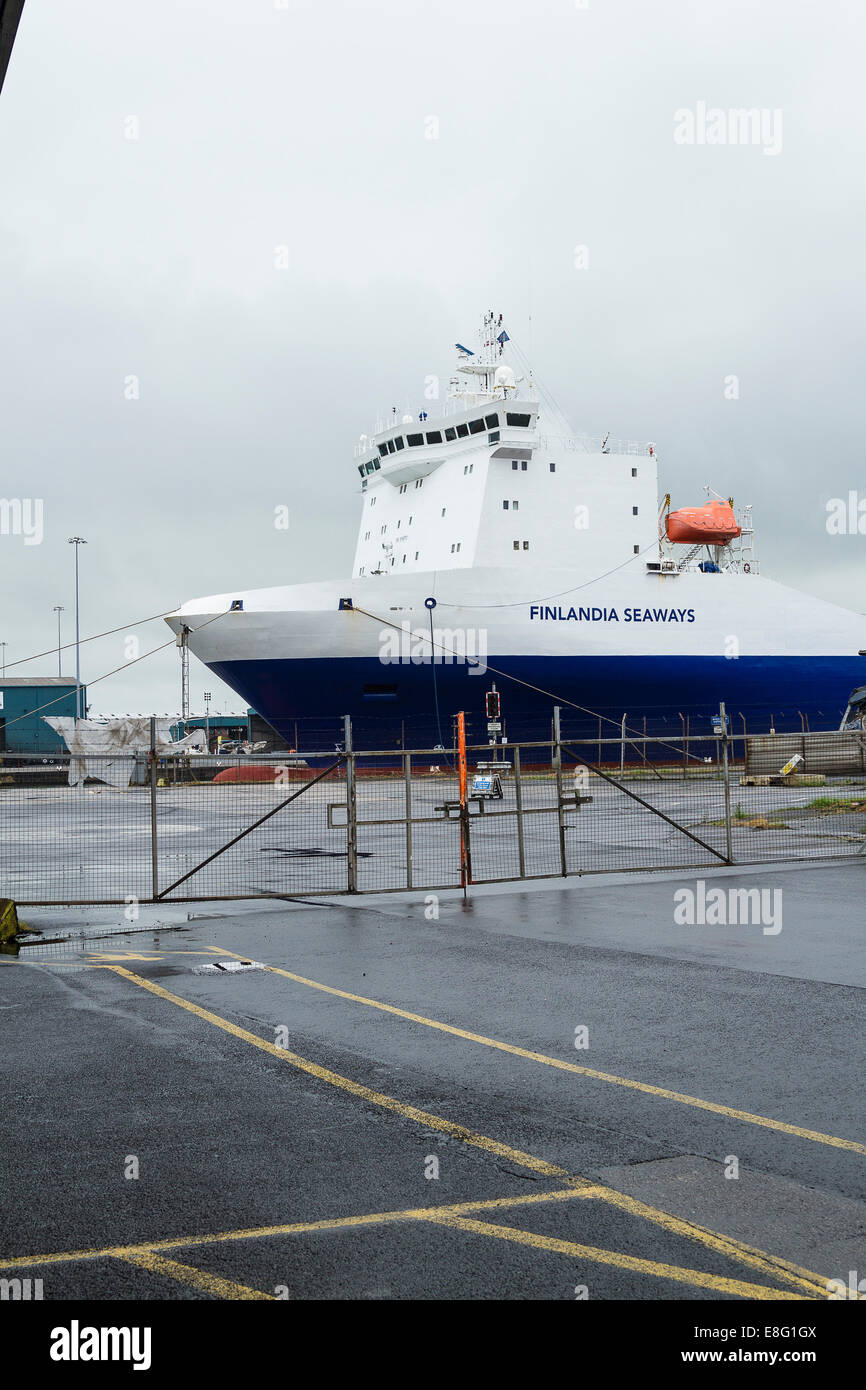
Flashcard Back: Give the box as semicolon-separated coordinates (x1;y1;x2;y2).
1;0;864;715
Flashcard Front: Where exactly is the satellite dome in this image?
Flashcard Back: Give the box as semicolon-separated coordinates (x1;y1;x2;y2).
494;364;515;390
402;413;413;424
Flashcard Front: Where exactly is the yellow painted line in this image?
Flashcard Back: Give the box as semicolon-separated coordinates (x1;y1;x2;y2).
114;1250;272;1300
0;1190;590;1271
205;951;866;1159
425;1213;807;1301
97;965;831;1298
0;1191;800;1301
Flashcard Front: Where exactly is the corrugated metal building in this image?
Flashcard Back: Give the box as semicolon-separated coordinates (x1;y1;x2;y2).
0;678;86;754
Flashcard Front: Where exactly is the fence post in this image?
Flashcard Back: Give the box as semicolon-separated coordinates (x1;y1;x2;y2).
344;714;357;893
720;700;734;865
457;710;471;895
513;744;526;880
149;716;159;902
403;752;412;890
553;706;567;877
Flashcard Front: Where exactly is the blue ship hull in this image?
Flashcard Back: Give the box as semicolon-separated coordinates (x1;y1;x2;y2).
209;653;863;752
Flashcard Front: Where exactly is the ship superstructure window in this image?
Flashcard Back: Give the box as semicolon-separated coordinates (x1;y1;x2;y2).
444;427;456;441
394;436;404;450
407;433;423;447
549;462;556;472
378;443;388;457
503;499;519;510
485;413;499;428
425;430;442;444
463;463;474;475
456;423;469;438
441;507;446;516
506;413;531;427
370;496;377;506
632;506;639;515
634;545;640;553
387;440;396;453
414;551;419;560
414;478;423;488
631;467;637;477
503;500;509;509
513;540;519;550
364;530;370;540
399;483;407;494
523;540;529;549
380;525;387;534
514;540;529;550
489;431;500;443
469;418;485;435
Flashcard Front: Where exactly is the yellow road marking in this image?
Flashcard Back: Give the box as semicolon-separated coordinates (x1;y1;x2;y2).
0;1187;805;1301
115;1250;272;1300
426;1213;807;1301
96;964;832;1298
203;951;865;1159
0;1190;590;1270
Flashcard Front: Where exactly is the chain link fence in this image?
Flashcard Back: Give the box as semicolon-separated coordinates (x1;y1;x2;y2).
1;720;863;905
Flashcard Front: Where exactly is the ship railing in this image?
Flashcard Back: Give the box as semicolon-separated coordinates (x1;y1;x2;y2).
537;433;654;457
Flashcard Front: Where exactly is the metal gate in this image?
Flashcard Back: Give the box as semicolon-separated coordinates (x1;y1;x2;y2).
2;714;862;906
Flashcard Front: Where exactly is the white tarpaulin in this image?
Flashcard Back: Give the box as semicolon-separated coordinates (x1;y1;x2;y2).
44;717;207;788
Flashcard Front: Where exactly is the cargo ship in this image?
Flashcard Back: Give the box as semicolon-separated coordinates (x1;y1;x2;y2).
166;313;865;748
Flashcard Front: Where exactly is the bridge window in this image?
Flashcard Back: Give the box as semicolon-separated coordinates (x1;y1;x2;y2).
456;422;469;438
407;433;424;447
444;427;456;441
506;413;531;427
425;430;442;444
378;443;388;457
469;418;485;435
394;436;404;450
485;413;499;428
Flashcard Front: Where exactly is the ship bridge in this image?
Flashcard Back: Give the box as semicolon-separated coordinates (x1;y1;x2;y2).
350;313;659;580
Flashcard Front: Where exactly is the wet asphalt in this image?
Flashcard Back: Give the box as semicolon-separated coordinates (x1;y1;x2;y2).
2;860;865;1300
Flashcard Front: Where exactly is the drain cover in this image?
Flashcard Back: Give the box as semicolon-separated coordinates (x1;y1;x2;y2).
193;959;265;975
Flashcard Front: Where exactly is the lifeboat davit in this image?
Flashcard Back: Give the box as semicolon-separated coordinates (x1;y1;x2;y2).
665;500;741;546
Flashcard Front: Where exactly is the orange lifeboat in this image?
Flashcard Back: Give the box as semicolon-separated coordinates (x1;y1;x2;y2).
665;500;741;546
